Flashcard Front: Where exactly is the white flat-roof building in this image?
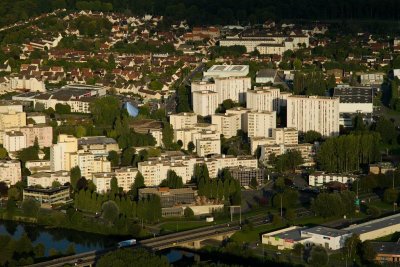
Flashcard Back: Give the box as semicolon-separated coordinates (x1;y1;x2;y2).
27;171;70;188
0;160;21;186
3;130;27;152
262;225;351;251
192;90;218;117
247;111;276;138
308;172;358;187
92;167;138;193
196;138;221;157
226;107;251;133
169;113;197;130
203;65;249;79
211;113;241;138
287;95;339;137
247;87;281;113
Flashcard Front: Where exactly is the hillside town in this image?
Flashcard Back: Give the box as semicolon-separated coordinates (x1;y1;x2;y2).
1;7;400;267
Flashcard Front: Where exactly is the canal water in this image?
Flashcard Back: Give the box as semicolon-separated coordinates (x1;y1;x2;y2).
0;220;196;263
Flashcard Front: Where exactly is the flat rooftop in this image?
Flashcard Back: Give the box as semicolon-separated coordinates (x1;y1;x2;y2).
270;227;308;242
370;242;400;255
333;87;373;104
207;65;248;72
78;136;117;146
257;69;277;78
344;213;400;235
302;226;350;237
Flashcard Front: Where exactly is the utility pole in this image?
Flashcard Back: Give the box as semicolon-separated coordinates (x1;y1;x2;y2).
280;194;283;217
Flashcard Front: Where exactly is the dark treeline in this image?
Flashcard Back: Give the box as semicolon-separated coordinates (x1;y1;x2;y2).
3;0;400;28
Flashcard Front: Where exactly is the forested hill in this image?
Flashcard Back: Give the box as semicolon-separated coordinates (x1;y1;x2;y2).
2;0;400;27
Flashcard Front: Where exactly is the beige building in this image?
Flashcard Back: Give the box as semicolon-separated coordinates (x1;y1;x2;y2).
3;130;27;152
174;127;220;153
191;76;250;104
78;136;119;156
50;135;78;172
226;107;251;133
196;138;221;157
0;160;21;186
192;90;218;117
25;160;51;174
70;151;111;179
250;137;276;155
247;111;276;138
260;143;314;166
169;112;197;130
92;167;138;193
20;124;53;148
138;154;258;186
272;128;298;145
246;87;281;113
27;171;70;188
0;110;26;143
287;95;339;137
211;113;240;138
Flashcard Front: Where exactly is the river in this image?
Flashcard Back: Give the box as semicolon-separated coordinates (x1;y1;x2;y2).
0;220;196;264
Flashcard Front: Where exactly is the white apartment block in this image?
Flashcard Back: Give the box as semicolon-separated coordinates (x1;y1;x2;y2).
192;90;218;117
246;87;281;113
25;160;51;174
138;154;258;187
214;77;250;103
247;111;276;138
308;172;357;187
3;130;27;152
20;124;53;148
211;113;240;138
175;128;220;154
92;167;138;193
169;112;197;130
203;65;249;79
27;171;70;188
191;76;251;104
196;138;221;157
250;137;276;155
219;35;309;53
70;152;111;179
260;143;314;167
0;160;21;186
271;128;298;145
50;135;78;172
226;107;251;133
287;95;339;137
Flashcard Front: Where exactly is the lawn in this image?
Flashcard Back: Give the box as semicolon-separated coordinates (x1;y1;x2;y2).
230;223;286;243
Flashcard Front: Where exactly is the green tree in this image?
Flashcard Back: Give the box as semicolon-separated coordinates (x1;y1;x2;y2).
184;207;194;218
308;246;328;266
97;248;169;267
75;125;87;138
160;170;184;188
162;122;175;150
130;171;145;200
360;241;377;263
65;243;76;255
52;180;62;188
90;96;121;126
8;187;20;200
102;200;120;225
250;176;258;188
107;150;119;167
303;130;322;143
374;117;397;145
0;147;8;159
70;166;81;191
55;103;71;114
21;198;40;218
188;141;195;153
110;177;119;194
383;188;399;204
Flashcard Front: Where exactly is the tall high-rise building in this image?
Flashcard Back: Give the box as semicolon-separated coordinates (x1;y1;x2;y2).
247;111;276;138
211;113;241;138
169;112;197;130
246;87;281;113
287;95;339;137
192;90;218;117
50;135;78;172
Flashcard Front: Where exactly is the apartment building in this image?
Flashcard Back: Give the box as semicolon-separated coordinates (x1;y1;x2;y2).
0;160;21;186
0;110;26;143
139;187;196;208
272;128;298;145
78;136;119;156
27;171;70;188
138;154;258;187
3;130;26;152
226;107;252;133
229;166;264;187
247;111;276;138
211;113;240;138
92;167;138;193
192;90;218;117
169;112;197;130
196;138;221;157
203;65;249;79
191;76;251;104
20;124;53;148
250;137;276;155
260;143;314;166
50;135;78;172
70;152;111;178
308;172;357;187
287;95;339;137
246;87;281;113
174;127;220;154
23;186;70;207
25;160;51;174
